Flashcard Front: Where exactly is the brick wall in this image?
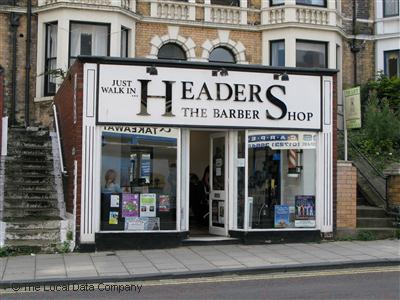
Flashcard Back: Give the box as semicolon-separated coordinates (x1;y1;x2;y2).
336;161;357;230
384;164;400;207
341;0;375;88
53;61;83;240
0;9;37;126
135;23;262;64
0;67;3;153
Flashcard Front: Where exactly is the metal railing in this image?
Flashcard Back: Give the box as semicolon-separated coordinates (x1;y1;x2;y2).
338;131;388;209
52;104;66;175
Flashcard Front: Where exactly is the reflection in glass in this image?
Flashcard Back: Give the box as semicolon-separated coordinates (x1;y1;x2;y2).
100;129;177;231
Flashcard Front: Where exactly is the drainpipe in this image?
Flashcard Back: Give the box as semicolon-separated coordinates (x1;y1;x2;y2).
350;0;358;86
10;11;20;126
25;0;32;128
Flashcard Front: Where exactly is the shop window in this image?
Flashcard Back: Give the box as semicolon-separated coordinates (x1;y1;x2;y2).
296;40;327;68
69;22;109;66
296;0;326;7
384;50;400;78
247;132;317;229
158;43;187;61
100;128;178;231
209;46;236;63
383;0;399;17
270;0;284;6
44;22;58;96
236;131;246;229
121;27;129;58
270;40;285;67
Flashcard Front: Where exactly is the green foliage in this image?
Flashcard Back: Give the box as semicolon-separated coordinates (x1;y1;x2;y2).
66;230;73;241
54;241;71;254
362;73;400;112
0;247;11;257
347;74;400;171
356;230;376;241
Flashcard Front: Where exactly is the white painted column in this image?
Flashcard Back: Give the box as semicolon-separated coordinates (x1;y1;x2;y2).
286;36;296;67
110;17;121;57
240;0;248;25
57;15;70;74
204;0;211;22
35;17;45;98
188;0;196;21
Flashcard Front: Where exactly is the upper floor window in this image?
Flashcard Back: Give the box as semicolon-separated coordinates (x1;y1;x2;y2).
296;0;326;7
158;43;187;60
44;22;57;96
296;40;327;68
211;0;240;6
121;27;129;58
270;0;284;6
384;50;400;78
383;0;399;17
270;40;285;67
209;46;236;63
69;22;110;66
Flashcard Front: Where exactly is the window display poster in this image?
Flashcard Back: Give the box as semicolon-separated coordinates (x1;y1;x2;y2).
218;201;225;224
140;193;157;217
295;195;316;227
159;195;170;212
124;217;160;231
122;193;139;217
110;194;120;208
125;217;145;230
212;200;218;223
274;205;290;228
109;211;119;225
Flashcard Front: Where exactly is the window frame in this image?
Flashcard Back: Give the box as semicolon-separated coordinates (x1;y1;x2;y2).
295;0;327;8
269;39;285;67
384;49;400;78
296;39;328;69
68;21;111;67
209;46;236;64
44;22;58;97
120;26;129;58
383;0;400;18
157;43;187;61
269;0;285;6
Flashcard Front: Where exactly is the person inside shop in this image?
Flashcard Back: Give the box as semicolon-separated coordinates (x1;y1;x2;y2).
189;166;210;227
102;169;122;193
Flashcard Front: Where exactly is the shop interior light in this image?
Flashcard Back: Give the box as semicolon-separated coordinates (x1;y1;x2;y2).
146;65;158;75
273;72;289;81
212;68;229;77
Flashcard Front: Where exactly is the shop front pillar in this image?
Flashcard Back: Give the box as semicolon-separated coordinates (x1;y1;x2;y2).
384;163;400;209
335;160;357;238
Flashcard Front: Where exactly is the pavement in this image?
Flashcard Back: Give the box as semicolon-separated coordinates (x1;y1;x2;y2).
0;239;399;288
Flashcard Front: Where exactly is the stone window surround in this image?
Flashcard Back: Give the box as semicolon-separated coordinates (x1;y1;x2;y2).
147;27;248;64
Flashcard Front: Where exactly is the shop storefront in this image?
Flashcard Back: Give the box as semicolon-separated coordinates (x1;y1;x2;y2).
55;57;336;250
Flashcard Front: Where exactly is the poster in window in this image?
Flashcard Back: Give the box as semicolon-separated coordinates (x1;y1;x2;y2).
125;217;145;230
218;201;224;224
159;195;170;212
212;200;218;223
295;195;316;227
109;211;119;225
140;193;157;217
274;205;290;228
146;217;160;230
110;194;120;208
122;193;139;217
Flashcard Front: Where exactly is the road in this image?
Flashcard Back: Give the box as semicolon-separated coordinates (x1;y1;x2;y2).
1;266;399;300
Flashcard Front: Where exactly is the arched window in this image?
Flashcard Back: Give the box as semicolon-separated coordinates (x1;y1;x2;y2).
209;47;236;63
158;43;187;60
